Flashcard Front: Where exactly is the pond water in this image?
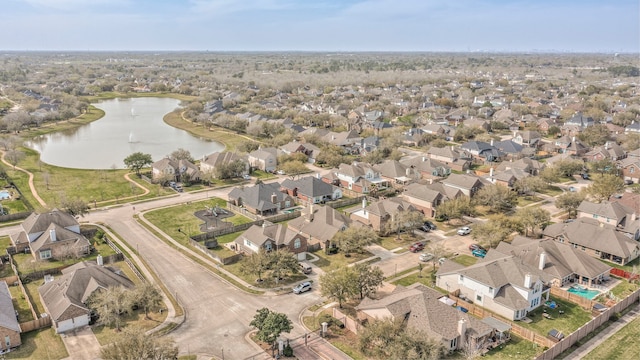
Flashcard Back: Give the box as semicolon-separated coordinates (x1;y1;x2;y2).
26;97;224;169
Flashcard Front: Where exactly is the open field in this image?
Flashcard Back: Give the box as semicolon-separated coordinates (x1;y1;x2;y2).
583;315;640;360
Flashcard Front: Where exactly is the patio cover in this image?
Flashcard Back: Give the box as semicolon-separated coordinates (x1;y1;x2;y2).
482;317;511;333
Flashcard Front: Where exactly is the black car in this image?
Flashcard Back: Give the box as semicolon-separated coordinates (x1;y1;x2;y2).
419;225;431;232
424;221;437;230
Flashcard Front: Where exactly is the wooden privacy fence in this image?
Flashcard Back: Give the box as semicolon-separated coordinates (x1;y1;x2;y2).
549;286;596;310
325;196;365;209
20;317;51;333
191;210;302;241
0;212;32;223
332;308;361;335
447;294;556;349
535;287;640;360
610;268;640;281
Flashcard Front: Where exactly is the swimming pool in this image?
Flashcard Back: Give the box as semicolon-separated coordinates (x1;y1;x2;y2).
0;190;10;200
567;286;600;299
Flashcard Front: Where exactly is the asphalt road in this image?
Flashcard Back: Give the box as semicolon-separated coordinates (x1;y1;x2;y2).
77;173;329;359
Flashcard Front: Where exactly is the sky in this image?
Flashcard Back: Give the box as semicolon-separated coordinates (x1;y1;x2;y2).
2;0;638;52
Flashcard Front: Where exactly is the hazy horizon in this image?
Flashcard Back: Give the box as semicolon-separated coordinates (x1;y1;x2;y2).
2;0;638;53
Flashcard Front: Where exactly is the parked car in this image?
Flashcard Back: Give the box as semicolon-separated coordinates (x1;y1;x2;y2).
276;170;286;175
298;262;312;274
243;174;251;180
293;281;312;294
468;244;486;252
419;253;434;262
419;225;431;232
568;186;577;192
424;221;437;230
581;173;589;180
457;226;471;236
472;249;487;258
624;179;634;185
409;242;425;253
438;257;447;265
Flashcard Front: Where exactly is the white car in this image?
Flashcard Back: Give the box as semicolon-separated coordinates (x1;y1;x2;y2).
457;226;471;236
419;253;434;262
276;170;286;175
293;281;312;294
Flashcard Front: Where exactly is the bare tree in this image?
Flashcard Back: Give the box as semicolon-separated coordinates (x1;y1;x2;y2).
5;149;25;169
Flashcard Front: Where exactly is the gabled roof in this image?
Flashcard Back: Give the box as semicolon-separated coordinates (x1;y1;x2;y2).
239;223;300;248
543;218;640;259
495;237;611;280
374;160;411;179
496;157;545;173
577;200;633;225
38;262;134;322
364;197;416;218
288;205;350;242
281;176;335;198
248;147;278;160
400;156;450;175
493;140;524;154
21;209;78;236
356;284;492;341
403;183;444;203
228;182;287;212
442;173;489;191
0;281;20;332
30;223;91;254
201;151;246;168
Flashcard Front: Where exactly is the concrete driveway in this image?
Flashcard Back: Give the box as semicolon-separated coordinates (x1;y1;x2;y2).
61;326;101;360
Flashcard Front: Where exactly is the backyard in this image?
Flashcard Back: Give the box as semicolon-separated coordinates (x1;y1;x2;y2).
515;296;592;336
583;314;640;360
5;328;67;360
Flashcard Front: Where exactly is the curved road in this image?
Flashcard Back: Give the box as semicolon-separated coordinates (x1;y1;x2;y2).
81;180;326;359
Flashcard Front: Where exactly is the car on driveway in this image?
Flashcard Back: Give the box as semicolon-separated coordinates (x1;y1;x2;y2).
419;224;431;232
469;244;486;252
438;257;447;265
293;281;312;294
424;221;437;230
568;186;577;192
419;253;434;262
472;249;487;258
457;226;471;236
409;242;425;253
242;174;251;180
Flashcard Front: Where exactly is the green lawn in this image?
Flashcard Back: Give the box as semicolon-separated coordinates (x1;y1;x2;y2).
251;170;276;180
0;179;30;214
8;284;34;322
391;271;439;288
515;195;543;207
223;259;307;289
484;335;544;359
144;197;251;246
539;185;564;197
379;234;420;251
6;327;68;360
606;256;640;273
3;147;150;212
216;230;244;244
92;309;167;346
451;254;477;267
312;249;374;272
583;315;640;360
515;296;591;336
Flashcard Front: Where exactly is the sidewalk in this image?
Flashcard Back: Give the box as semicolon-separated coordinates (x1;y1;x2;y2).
568;303;640;358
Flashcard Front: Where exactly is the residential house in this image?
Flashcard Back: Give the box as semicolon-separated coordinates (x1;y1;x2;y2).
0;281;20;352
460;141;503;162
553;136;588;156
624;121;640;134
248;147;278;172
513;130;542;148
495;157;545;175
401;183;458;217
487;168;530;188
493;140;528;160
323;130;362;150
577;200;639;238
609;192;640;217
441;173;490;197
280;176;342;204
436;256;551;321
543;218;640;265
151;158;201;183
10;210;91;261
422;124;453;138
427;146;472;172
288;204;350;250
234;223;308;260
374;160;419;187
494;236;612;288
199;152;249;178
561;112;594;136
228;182;296;216
465;118;492;131
350;197;420;233
38;261;134;333
584;141;626;162
333;162;387;194
356;284;494;352
619;156;640;184
279;142;321;163
400;155;451;182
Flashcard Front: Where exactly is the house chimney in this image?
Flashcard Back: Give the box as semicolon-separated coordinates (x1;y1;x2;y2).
50;229;56;242
457;319;467;337
490;139;494;146
524;273;532;288
316;173;320;179
406;167;411;177
572;136;576;142
422;156;426;162
539;253;547;271
489;167;494;177
271;192;278;204
362;198;367;216
308;202;314;222
97;254;104;266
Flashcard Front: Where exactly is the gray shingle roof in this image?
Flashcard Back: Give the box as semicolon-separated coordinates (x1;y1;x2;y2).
0;281;20;332
21;210;78;236
281;176;335;198
38;262;134;323
288;205;349;242
228;182;286;212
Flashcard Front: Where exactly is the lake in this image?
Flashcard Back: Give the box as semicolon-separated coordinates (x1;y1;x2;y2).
26;97;224;169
